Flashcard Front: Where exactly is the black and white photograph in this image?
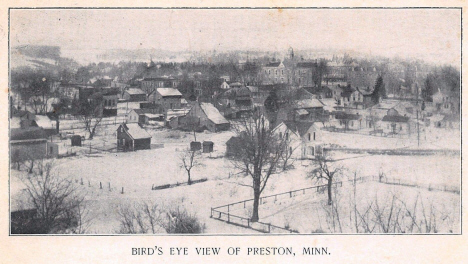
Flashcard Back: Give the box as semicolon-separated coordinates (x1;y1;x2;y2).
8;7;461;236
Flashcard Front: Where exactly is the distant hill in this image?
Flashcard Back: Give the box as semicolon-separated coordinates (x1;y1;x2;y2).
11;45;80;71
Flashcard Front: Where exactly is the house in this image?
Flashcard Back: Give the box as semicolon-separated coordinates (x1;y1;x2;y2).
262;61;287;85
102;90;119;117
123;88;147;102
11;112;57;136
273;121;323;159
294;61;317;87
10;127;58;162
334;112;363;130
380;109;410;135
329;85;344;102
432;90;458;115
149;88;183;111
217;86;253;118
127;108;163;125
117;123;151;151
185;102;230;132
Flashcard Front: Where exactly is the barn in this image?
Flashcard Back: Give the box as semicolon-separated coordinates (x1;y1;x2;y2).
186;102;230;132
117;123;152;151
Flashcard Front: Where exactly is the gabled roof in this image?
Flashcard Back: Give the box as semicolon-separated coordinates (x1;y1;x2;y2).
226;136;243;146
381;115;409;123
282;121;316;137
156;88;182;97
295;98;324;109
121;123;151;139
200;103;229;125
35;115;54;129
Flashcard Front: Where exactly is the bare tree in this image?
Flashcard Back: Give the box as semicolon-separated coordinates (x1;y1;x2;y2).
16;161;87;234
231;110;288;222
76;94;103;139
279;138;297;171
179;149;201;185
309;154;342;205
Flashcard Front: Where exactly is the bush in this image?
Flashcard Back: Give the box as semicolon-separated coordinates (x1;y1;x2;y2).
164;207;206;234
117;202;205;234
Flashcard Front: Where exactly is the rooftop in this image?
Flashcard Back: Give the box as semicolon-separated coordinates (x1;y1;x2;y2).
121;123;151;139
200;103;229;125
157;88;182;97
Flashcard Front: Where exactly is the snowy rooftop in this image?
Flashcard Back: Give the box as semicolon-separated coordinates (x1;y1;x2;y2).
157;88;182;97
200;103;229;125
123;123;151;139
126;88;146;95
294;99;324;109
35;115;55;129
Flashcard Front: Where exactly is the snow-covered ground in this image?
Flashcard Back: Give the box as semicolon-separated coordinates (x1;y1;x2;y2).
10;120;461;234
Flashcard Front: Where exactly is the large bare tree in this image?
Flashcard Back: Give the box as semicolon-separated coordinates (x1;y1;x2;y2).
231;110;288;222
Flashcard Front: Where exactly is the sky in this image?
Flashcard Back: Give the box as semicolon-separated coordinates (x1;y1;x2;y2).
10;8;461;65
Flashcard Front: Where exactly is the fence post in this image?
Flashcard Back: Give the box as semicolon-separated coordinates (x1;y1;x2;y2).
268;223;271;233
210;208;213;218
100;182;102;189
121;187;124;194
228;212;230;223
244;201;246;208
290;191;292;198
247;219;250;227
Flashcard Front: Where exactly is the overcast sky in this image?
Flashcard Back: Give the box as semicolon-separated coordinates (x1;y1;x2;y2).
10;8;461;65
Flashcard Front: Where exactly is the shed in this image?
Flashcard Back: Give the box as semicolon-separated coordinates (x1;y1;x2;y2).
71;135;82;147
202;141;214;153
117;123;152;151
190;141;201;151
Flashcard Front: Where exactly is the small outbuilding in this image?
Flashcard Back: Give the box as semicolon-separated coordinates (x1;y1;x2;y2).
71;135;82;147
117;123;152;151
190;141;201;151
202;141;214;153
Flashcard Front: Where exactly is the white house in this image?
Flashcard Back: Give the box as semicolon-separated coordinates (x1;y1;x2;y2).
273;121;323;160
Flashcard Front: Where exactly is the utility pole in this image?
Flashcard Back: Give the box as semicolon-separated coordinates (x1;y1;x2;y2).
417;109;420;147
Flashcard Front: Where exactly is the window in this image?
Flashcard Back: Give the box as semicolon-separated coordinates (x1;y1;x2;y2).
308;133;311;141
313;132;316;141
268;70;271;74
275;70;278;75
279;132;282;138
286;132;289;140
282;70;284;75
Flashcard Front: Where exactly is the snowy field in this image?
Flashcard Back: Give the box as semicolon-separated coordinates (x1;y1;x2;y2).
10;120;461;234
225;181;460;234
